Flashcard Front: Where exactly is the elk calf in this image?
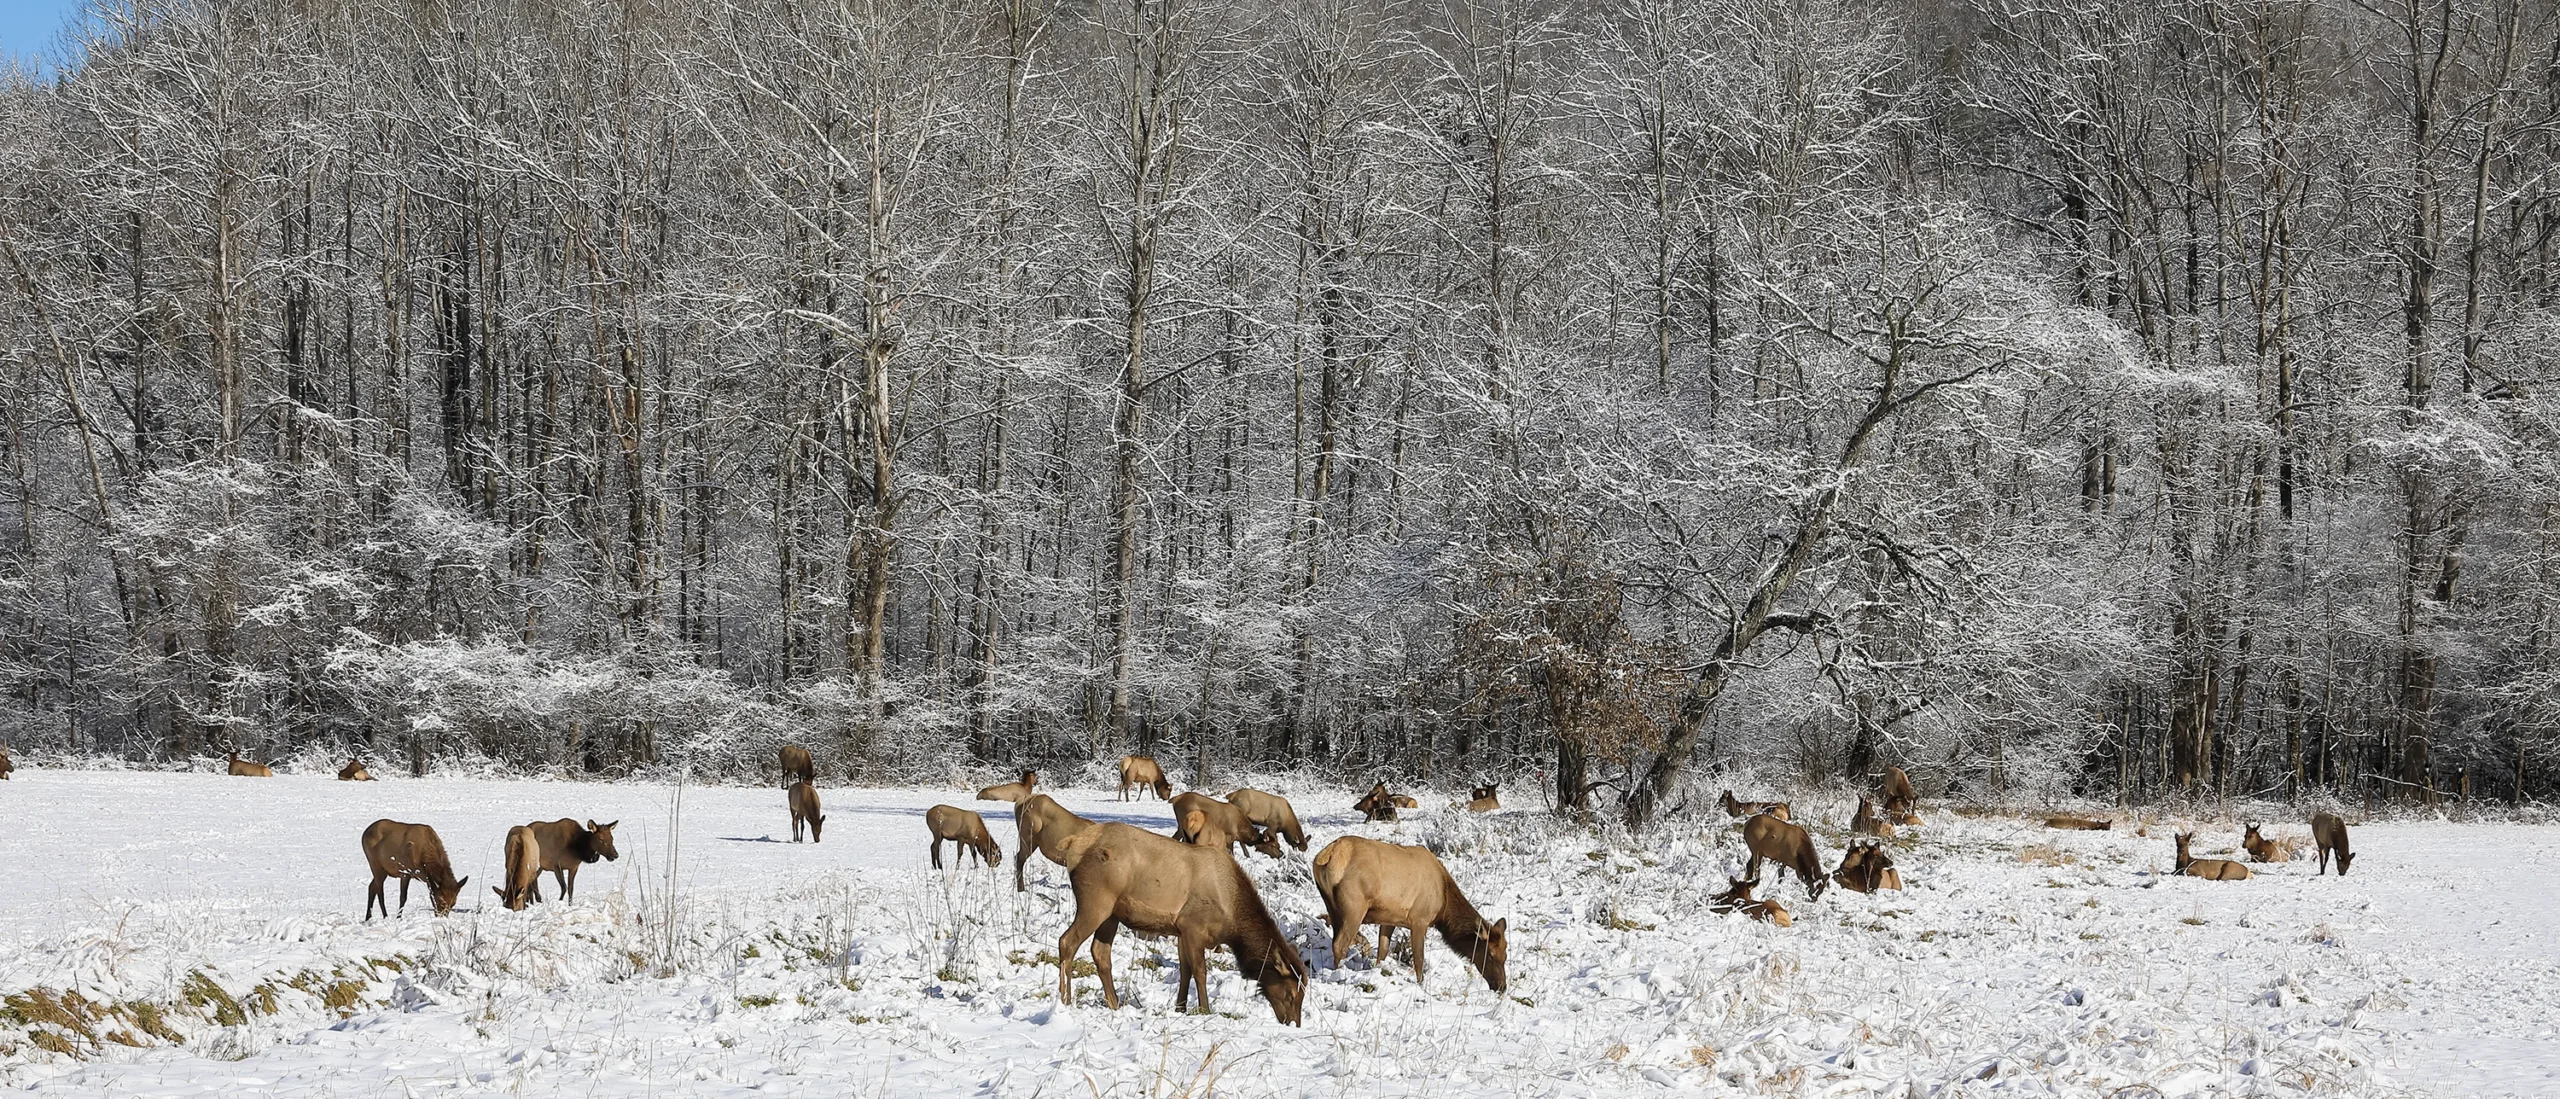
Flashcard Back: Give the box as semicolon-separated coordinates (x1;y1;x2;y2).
1466;782;1500;812
1743;813;1827;899
360;819;468;919
1117;755;1172;801
228;753;273;777
2174;832;2252;881
525;819;620;901
493;825;543;910
778;743;815;785
1312;835;1508;991
977;769;1038;803
1056;817;1308;1024
1832;839;1904;893
1718;789;1790;820
926;804;1002;869
1708;876;1793;926
2310;813;2355;876
789;781;826;843
338;757;375;781
1849;796;1895;839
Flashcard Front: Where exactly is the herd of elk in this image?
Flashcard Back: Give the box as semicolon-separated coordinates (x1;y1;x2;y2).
925;804;1002;869
1054;815;1310;1024
228;753;273;777
1116;755;1172;801
1312;836;1508;992
976;770;1038;803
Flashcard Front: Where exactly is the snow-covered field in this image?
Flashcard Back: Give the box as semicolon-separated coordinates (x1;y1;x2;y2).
1;768;2549;1097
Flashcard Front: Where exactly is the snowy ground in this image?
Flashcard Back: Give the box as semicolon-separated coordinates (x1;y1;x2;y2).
0;768;2545;1097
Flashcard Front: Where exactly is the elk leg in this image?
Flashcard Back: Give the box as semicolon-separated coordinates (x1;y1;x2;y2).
1178;938;1211;1013
1058;906;1112;1008
1013;842;1031;892
397;875;411;913
1330;896;1370;968
561;866;577;902
1092;920;1123;1010
366;875;384;921
1408;922;1430;987
931;837;944;870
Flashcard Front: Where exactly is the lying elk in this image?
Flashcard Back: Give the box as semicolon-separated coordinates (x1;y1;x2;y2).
778;743;815;785
1743;812;1827;899
1227;788;1309;851
1013;793;1100;891
1832;839;1903;893
337;757;375;782
789;781;826;843
1055;815;1309;1024
1881;765;1917;821
1718;789;1790;821
1849;796;1895;839
228;753;274;777
2043;815;2113;831
525;818;620;901
493;825;543;911
1707;876;1792;926
2173;832;2252;880
1312;835;1508;991
1467;782;1501;812
977;769;1038;804
1117;755;1172;801
926;804;1002;869
360;819;467;919
2242;822;2300;863
1170;791;1286;859
2311;812;2355;876
1353;782;1407;822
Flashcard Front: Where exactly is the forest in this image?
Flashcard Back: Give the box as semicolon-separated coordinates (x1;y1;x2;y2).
0;0;2555;820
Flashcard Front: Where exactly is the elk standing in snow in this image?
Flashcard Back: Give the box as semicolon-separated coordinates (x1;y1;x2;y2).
1311;835;1509;991
337;758;375;781
789;781;826;843
1012;793;1100;891
2310;813;2355;876
1881;766;1917;819
228;753;273;777
778;743;815;785
360;819;467;919
926;804;1002;868
525;819;620;901
1117;755;1172;801
1743;812;1827;899
1226;788;1309;850
976;769;1038;803
1055;815;1308;1024
1718;790;1790;820
493;825;543;910
1169;791;1285;859
2173;832;2252;880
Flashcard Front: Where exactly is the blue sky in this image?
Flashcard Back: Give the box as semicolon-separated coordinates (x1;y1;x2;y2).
1;0;88;75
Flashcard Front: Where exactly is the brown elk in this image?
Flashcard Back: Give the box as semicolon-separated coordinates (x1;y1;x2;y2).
925;804;1002;869
360;819;468;919
779;743;815;785
1718;790;1790;820
2310;812;2355;876
0;742;13;780
1117;755;1172;801
492;825;543;911
1466;782;1500;812
525;819;620;901
2043;815;2113;831
1849;796;1895;839
976;769;1038;803
2242;822;2299;863
337;757;375;781
789;781;826;843
228;753;274;777
1742;812;1827;899
1832;839;1904;893
1012;793;1101;891
1881;766;1916;817
1226;788;1309;850
1169;791;1285;859
1055;816;1308;1024
1707;876;1793;926
2173;832;2252;880
1311;835;1508;991
1353;782;1401;822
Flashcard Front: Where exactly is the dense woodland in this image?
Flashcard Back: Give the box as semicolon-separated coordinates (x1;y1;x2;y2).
1;0;2556;818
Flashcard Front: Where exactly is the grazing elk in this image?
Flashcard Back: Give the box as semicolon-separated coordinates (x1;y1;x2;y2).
2043;815;2113;831
1226;788;1309;850
1353;782;1401;822
789;781;826;843
1718;790;1790;820
976;769;1038;803
1881;766;1917;817
1707;876;1793;926
1055;816;1309;1024
1170;791;1286;859
1013;793;1101;891
1467;782;1500;812
1742;812;1827;899
1117;755;1172;801
338;757;375;781
2173;832;2252;880
1832;839;1904;893
779;743;815;785
2242;822;2299;863
1311;835;1509;992
228;753;274;777
360;819;468;919
925;804;1002;869
493;824;543;911
1849;796;1895;839
2310;813;2355;876
525;819;621;901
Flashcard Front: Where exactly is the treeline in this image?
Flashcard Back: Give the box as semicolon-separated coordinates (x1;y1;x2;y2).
0;0;2555;817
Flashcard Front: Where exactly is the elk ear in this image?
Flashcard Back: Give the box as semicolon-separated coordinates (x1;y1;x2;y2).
1491;917;1507;938
603;820;618;830
457;876;470;888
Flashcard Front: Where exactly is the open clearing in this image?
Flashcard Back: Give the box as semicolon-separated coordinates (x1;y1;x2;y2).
1;769;2549;1096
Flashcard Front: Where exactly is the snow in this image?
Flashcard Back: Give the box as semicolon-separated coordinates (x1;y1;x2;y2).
0;769;2537;1096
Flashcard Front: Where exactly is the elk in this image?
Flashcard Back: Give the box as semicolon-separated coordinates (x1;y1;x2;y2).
2242;822;2300;863
1707;876;1792;926
789;781;826;843
976;769;1038;803
1170;791;1285;859
1832;840;1904;893
1466;782;1500;812
925;804;1002;869
228;753;273;777
1311;835;1508;991
1055;816;1308;1024
2173;832;2252;880
0;742;13;780
2310;813;2355;876
2043;815;2113;831
1353;782;1401;822
524;819;620;901
1718;790;1790;820
1881;766;1916;818
1013;793;1101;891
492;825;543;911
1226;788;1309;850
360;819;467;919
337;758;375;781
779;743;815;785
1742;812;1827;899
1849;796;1895;839
1117;755;1172;801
